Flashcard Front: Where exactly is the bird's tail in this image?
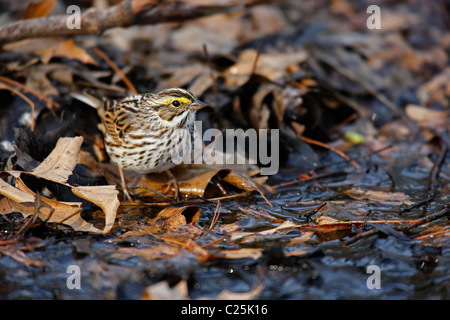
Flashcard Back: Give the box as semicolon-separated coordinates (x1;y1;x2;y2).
70;90;103;109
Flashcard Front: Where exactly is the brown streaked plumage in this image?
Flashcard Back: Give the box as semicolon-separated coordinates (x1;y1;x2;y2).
96;88;208;199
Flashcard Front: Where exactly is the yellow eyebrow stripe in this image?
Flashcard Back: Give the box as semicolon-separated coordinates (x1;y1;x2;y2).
163;97;191;105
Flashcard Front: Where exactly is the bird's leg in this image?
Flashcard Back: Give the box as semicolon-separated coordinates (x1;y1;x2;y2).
165;169;180;202
118;166;133;201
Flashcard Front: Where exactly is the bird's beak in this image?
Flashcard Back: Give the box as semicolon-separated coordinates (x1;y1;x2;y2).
190;98;209;111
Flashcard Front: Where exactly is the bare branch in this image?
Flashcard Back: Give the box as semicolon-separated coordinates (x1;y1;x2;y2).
0;0;273;46
0;0;159;45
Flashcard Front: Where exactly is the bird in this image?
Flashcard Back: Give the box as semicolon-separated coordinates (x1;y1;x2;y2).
77;88;208;200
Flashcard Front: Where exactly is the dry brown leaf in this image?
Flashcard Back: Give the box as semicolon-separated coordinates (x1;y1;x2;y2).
71;185;119;234
178;168;272;205
417;67;450;107
10;176;107;233
37;39;98;65
219;248;263;260
134;167;270;205
226;220;314;246
121;206;203;243
224;48;308;86
0;175;34;204
23;0;56;19
32;136;83;184
149;206;200;229
342;187;411;205
1;136;119;234
177;170;220;196
111;245;184;261
142;280;189;300
144;206;202;241
405;104;449;129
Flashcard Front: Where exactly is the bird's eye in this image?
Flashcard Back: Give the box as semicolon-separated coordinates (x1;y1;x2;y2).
172;100;181;107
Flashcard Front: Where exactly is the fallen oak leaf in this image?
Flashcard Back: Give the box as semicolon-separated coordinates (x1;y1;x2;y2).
120;206;202;242
31;136;83;184
30;136;119;233
2;175;109;233
177;168;272;206
147;206;201;235
177;169;222;196
71;185;119;233
37;39;98;65
4;136;119;234
0;174;34;204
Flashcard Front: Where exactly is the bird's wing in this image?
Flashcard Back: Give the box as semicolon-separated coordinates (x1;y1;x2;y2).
102;98;140;146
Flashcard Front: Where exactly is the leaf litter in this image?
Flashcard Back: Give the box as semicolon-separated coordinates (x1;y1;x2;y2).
0;0;449;300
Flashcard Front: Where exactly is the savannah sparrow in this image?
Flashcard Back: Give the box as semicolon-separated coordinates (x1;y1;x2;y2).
96;88;208;199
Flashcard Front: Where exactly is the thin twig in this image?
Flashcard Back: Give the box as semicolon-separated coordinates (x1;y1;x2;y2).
415;229;450;240
132;185;176;202
345;206;450;245
208;200;221;231
301;135;362;171
0;75;60;109
92;47;138;95
0;81;36;131
15;190;44;237
201;226;242;248
121;190;255;207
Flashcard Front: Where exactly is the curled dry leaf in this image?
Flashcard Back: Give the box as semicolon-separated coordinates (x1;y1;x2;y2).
148;206;200;231
134;167;271;205
31;136;83;184
179;169;272;205
119;205;202;240
0;136;119;234
71;185;119;233
0;175;99;233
